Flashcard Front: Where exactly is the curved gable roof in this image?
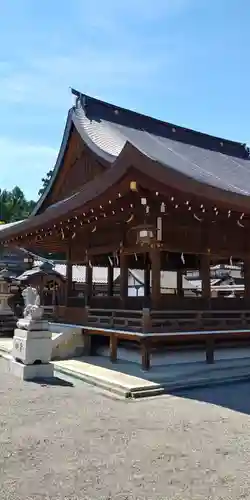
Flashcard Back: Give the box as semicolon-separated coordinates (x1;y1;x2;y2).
72;90;250;198
33;88;250;218
3;89;250;243
33;103;118;216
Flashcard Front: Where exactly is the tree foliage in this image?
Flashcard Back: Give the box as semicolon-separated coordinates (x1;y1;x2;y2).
0;186;36;224
38;170;53;197
0;169;53;224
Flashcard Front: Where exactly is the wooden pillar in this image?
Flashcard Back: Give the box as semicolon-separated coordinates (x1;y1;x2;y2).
107;264;114;297
85;264;93;305
83;331;92;355
144;260;150;298
176;269;183;297
120;252;128;305
110;334;118;362
141;341;150;370
244;259;250;298
66;245;72;306
205;337;215;364
150;248;161;309
200;254;210;300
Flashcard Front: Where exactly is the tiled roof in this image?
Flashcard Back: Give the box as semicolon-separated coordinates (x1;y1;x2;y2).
72;92;250;197
74;106;124;158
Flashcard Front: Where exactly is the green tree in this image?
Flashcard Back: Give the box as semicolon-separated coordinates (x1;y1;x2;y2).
38;169;53;197
0;187;36;224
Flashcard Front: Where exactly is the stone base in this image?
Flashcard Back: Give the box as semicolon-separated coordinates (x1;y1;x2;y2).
12;335;52;365
10;359;54;381
17;318;49;331
14;328;52;340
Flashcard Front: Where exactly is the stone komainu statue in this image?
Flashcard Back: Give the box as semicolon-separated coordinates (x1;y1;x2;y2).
22;286;43;320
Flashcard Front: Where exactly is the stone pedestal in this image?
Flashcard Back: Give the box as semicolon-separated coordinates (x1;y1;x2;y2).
10;320;54;381
10;359;54;380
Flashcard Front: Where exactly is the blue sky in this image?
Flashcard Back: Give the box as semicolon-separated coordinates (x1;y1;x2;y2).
0;0;250;200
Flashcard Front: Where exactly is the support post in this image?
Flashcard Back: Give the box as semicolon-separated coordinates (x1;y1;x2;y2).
107;264;114;297
205;337;215;364
144;260;151;298
83;332;92;355
83;305;89;325
85;264;93;306
176;269;183;297
110;334;118;362
150;248;161;309
200;254;210;300
66;245;72;306
141;341;150;370
120;252;128;306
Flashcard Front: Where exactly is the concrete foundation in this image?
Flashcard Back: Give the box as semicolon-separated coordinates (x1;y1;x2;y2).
7;358;54;380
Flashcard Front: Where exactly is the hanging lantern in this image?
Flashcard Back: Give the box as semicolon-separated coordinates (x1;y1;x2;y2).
134;224;155;246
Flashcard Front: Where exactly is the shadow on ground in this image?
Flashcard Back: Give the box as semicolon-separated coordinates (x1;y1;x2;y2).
28;377;74;387
170;380;250;416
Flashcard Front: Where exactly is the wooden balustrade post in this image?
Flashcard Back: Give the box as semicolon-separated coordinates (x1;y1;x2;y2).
142;308;152;333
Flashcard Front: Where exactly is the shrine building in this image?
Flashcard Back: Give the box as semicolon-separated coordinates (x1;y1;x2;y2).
1;89;250;368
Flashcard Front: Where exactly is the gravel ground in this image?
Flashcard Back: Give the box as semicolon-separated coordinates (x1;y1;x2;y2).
1;360;250;499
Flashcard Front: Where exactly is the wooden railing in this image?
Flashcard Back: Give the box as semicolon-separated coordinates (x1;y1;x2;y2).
66;294;250;311
87;308;143;331
52;303;250;334
150;309;250;332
